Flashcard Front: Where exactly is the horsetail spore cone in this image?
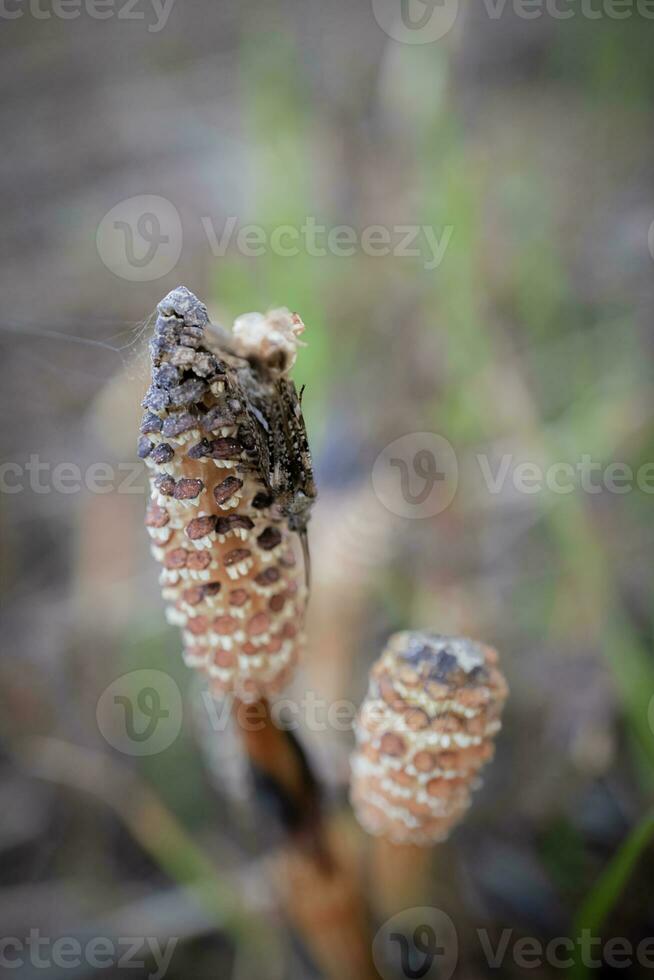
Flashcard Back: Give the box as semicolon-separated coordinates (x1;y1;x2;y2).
140;287;316;703
350;632;508;845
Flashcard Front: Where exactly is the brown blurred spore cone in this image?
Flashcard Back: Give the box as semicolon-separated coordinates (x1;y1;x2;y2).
351;632;508;845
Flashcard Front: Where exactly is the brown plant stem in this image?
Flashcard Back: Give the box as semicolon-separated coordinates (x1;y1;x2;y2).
233;698;378;980
370;838;433;920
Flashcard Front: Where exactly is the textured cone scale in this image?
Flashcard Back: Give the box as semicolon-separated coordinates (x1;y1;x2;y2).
350;632;508;845
140;287;316;703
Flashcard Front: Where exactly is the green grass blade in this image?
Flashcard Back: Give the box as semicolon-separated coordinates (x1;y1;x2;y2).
569;810;654;980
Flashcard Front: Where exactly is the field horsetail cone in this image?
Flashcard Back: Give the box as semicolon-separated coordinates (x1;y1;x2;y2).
351;632;508;845
140;287;316;703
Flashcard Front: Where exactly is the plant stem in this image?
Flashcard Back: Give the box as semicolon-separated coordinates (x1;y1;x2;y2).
234;698;378;980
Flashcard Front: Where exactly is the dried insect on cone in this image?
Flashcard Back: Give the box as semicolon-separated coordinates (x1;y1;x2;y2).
350;632;508;846
141;286;316;703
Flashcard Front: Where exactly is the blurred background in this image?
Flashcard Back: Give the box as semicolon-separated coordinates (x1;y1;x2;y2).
1;1;654;977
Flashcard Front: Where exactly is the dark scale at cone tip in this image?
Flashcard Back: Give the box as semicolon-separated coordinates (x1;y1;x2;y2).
400;632;487;682
158;286;209;323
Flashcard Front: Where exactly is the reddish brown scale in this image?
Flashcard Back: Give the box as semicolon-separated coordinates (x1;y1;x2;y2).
269;593;287;613
174;478;203;500
186;516;216;540
183;586;205;606
214;476;243;506
146;504;169;528
186;551;211;570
